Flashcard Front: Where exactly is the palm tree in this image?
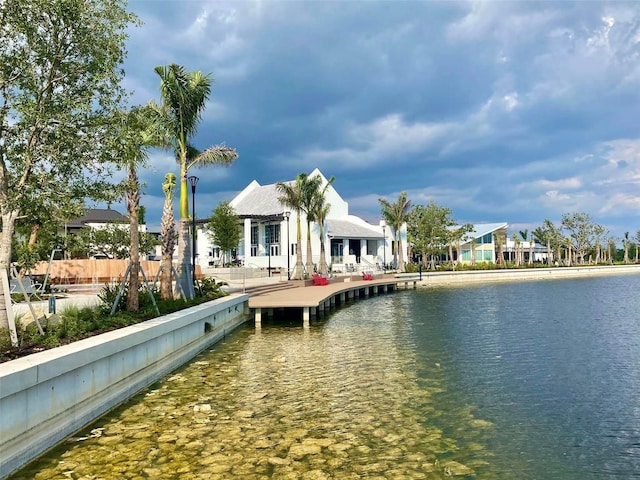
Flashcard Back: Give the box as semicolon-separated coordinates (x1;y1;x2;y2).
634;230;640;263
300;174;324;275
379;192;411;272
623;232;630;264
118;106;158;312
519;229;533;266
160;173;177;300
152;64;238;298
512;234;521;266
541;219;561;266
277;174;307;280
532;226;550;266
494;230;506;266
309;176;335;275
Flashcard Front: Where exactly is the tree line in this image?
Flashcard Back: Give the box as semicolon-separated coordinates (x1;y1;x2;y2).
379;191;637;270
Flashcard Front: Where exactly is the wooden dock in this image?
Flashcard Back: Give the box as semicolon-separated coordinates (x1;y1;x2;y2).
248;276;417;326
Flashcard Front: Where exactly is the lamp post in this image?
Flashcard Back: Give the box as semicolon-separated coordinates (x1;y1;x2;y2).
284;211;291;280
382;223;386;271
188;175;199;288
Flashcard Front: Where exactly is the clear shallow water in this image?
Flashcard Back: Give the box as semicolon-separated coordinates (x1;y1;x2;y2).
10;275;640;479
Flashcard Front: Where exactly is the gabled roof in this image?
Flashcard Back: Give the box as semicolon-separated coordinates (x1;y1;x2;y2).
67;208;128;228
326;219;382;239
230;169;337;218
231;183;288;217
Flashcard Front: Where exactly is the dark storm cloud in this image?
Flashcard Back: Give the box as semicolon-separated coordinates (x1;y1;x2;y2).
117;0;640;238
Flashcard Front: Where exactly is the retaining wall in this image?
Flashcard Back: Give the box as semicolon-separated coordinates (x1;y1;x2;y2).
405;264;640;286
0;294;250;479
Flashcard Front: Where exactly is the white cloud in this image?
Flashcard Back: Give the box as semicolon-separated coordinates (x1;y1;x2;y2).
447;2;559;48
289;114;454;169
599;192;640;213
535;177;582;190
586;16;615;50
503;93;519;111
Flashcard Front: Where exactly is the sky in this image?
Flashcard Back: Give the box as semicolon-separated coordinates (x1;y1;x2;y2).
115;0;640;239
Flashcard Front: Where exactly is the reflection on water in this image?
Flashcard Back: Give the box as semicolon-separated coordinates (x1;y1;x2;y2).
15;274;640;479
11;295;495;479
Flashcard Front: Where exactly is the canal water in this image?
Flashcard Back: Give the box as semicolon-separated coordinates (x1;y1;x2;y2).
10;275;640;479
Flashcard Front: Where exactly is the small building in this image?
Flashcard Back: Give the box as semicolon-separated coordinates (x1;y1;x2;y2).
458;222;509;264
196;168;407;275
65;208;149;260
65;208;130;235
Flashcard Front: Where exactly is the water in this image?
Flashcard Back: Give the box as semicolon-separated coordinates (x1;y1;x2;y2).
10;275;640;479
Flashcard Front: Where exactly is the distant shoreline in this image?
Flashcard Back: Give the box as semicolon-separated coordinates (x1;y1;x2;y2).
396;264;640;287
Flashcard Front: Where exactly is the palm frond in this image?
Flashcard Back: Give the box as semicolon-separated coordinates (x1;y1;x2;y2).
188;145;238;170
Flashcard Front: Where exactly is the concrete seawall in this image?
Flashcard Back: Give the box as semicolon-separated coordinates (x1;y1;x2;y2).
0;294;250;479
404;264;640;287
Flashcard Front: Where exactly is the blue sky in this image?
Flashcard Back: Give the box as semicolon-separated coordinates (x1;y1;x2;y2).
116;0;640;238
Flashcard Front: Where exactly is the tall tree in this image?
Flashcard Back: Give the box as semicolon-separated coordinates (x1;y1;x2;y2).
299;174;323;275
623;232;630;264
406;201;454;269
309;176;335;275
593;224;606;264
207;201;241;266
152;64;238;298
277;174;307;280
532;225;551;266
494;229;507;266
519;229;533;266
160;174;177;300
561;212;599;265
115;106;159;312
512;234;521;266
0;0;137;329
449;224;474;269
543;219;563;266
634;230;640;263
379;192;411;272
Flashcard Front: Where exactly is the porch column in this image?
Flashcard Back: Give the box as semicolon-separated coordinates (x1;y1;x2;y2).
244;218;252;263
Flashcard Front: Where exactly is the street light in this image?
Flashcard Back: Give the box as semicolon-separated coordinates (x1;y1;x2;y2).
284;211;291;280
382;223;386;271
188;175;199;288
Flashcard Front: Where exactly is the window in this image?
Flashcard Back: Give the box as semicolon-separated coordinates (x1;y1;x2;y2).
476;233;493;244
264;224;280;245
367;239;377;255
461;249;471;261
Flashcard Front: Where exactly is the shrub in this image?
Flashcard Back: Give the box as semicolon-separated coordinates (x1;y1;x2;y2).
196;277;228;300
2;276;233;363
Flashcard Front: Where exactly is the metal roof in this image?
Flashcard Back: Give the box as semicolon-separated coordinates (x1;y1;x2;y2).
326;219;383;239
468;222;508;238
232;183;288;217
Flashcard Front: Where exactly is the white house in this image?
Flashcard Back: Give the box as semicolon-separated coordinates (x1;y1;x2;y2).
196;169;408;275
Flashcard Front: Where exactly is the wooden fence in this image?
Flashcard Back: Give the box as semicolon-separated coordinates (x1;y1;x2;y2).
30;259;202;285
